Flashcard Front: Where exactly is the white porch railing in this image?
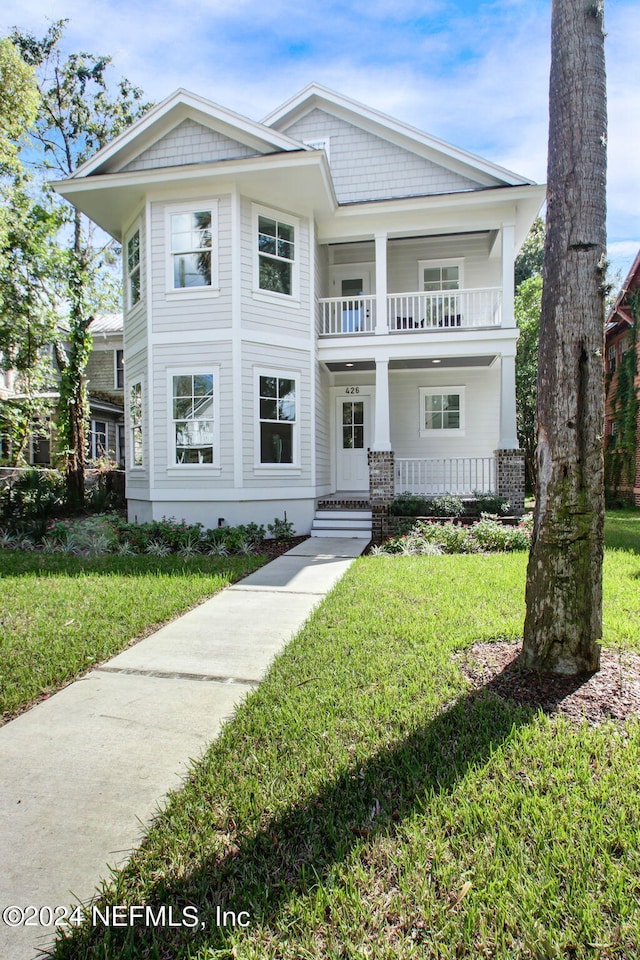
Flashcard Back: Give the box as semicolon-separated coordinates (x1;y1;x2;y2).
395;457;497;495
388;288;502;331
319;296;376;335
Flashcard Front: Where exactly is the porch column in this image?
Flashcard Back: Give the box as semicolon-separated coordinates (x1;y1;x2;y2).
372;358;391;451
498;352;519;450
374;232;388;335
501;222;516;328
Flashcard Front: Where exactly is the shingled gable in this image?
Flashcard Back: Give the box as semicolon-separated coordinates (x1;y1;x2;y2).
263;83;534;197
71;88;309;179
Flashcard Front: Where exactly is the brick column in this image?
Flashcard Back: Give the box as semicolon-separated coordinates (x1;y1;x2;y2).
495;448;525;515
368;449;395;542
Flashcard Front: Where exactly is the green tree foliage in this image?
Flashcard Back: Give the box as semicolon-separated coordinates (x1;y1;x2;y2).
605;292;639;500
515;275;543;493
10;20;151;501
0;37;39;176
514;215;545;288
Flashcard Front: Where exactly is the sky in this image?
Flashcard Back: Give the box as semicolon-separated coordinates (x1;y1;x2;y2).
2;0;638;282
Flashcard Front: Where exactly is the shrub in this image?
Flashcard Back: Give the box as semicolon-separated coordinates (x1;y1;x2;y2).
0;469;66;534
267;516;295;542
381;515;532;555
390;492;465;517
470;491;511;515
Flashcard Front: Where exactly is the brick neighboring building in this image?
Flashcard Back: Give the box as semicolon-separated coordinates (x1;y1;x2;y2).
604;251;640;506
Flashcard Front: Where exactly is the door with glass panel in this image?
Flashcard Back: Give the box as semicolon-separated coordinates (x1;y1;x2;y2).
330;266;373;333
336;395;370;490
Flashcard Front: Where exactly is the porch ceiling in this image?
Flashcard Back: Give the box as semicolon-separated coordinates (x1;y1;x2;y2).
325;355;496;372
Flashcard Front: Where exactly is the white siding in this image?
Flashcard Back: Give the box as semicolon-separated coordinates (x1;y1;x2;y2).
239;198;312;340
241;340;313;488
122;119;261;172
321;234;499;298
124;346;149;498
283;109;481;203
389;366;500;460
150;196;233;336
151;340;234;491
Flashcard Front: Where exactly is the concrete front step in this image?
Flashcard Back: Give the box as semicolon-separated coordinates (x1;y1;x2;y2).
310;509;372;538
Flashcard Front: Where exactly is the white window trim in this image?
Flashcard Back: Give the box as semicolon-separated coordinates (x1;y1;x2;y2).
114;348;124;390
419;386;466;438
417;258;465;291
166;365;221;471
253;366;301;474
90;419;108;460
252;203;300;304
128;379;144;470
164;200;219;295
125;223;142;310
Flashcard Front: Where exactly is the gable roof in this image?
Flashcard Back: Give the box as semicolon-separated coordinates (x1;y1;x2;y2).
606;248;640;335
264;83;534;190
72;89;309;178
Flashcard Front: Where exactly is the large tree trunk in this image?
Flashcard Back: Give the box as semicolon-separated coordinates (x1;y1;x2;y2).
522;0;607;674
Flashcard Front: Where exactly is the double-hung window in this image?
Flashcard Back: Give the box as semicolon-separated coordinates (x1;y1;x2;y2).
258;374;297;464
169;207;214;289
129;382;143;467
90;420;108;459
419;387;465;437
127;229;141;306
255;208;297;297
418;259;463;327
172;373;215;464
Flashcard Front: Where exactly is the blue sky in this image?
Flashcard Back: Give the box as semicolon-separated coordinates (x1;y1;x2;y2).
3;0;638;281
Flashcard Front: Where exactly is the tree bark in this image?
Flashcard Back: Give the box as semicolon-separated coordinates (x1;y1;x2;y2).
522;0;607;674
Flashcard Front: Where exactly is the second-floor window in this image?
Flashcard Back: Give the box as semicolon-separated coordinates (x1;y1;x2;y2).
127;229;141;306
115;349;124;390
257;213;295;296
170;209;213;289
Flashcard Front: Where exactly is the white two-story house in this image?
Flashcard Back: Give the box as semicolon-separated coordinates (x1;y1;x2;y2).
54;84;544;537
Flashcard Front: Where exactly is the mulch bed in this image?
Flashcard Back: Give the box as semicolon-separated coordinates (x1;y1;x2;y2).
459;640;640;726
259;535;309;561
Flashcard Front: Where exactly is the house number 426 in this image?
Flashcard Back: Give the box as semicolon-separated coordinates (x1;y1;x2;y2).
345;387;360;394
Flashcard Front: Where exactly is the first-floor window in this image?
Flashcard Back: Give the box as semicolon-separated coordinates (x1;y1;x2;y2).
130;382;143;466
172;373;214;464
90;420;108;459
259;374;296;464
419;387;465;436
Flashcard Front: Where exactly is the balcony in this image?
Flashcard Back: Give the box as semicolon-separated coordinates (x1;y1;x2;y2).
319;288;502;337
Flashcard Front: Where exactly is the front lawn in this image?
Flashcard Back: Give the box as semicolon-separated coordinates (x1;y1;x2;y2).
52;511;640;959
0;552;264;721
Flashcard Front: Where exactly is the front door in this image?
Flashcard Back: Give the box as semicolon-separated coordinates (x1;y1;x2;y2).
336;394;371;490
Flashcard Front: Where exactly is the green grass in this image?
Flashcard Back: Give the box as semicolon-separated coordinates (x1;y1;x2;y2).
0;552;264;719
50;512;640;960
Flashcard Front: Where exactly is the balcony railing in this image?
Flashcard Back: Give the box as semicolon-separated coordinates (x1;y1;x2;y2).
395;457;497;495
318;288;502;336
388;288;502;331
319;296;376;335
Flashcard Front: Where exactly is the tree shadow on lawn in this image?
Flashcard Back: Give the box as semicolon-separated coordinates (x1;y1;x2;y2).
54;665;589;959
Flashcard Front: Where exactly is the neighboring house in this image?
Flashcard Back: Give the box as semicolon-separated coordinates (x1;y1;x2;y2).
604;251;640;506
54;84;545;535
0;315;125;467
85;314;126;466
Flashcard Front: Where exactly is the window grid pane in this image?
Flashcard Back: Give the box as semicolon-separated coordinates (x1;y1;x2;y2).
259;375;296;463
424;392;461;431
171;211;213;289
172;374;214;464
258;215;295;296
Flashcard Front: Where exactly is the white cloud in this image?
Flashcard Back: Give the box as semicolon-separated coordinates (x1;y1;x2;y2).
3;0;637;273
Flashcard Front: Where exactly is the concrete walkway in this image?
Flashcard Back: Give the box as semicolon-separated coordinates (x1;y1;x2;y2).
0;537;368;960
